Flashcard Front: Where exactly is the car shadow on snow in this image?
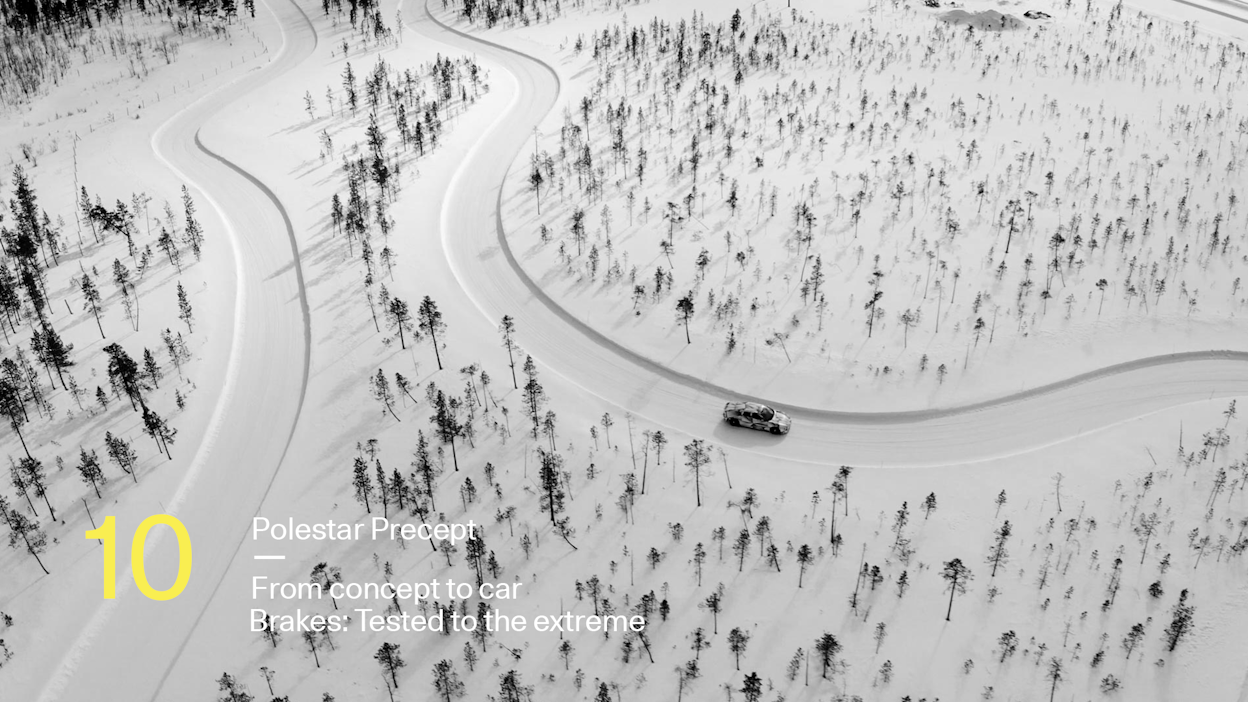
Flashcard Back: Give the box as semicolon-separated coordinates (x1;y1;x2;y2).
708;419;790;449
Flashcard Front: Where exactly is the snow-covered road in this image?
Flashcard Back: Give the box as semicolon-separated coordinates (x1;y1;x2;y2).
35;0;315;699
417;0;1248;467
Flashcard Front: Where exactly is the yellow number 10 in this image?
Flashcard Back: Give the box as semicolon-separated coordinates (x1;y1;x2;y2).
85;515;193;601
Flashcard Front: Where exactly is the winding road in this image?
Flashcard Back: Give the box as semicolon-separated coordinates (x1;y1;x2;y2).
35;0;314;699
414;0;1248;467
29;0;1248;698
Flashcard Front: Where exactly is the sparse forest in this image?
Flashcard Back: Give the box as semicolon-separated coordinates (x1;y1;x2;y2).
496;0;1248;404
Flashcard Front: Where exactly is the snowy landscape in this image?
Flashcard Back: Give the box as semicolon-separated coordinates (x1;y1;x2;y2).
1;0;1248;700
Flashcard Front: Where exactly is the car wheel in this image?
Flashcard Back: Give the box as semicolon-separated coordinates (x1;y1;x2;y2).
728;418;740;427
769;426;782;435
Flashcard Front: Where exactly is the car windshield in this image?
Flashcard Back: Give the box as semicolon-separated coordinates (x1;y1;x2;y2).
757;406;774;421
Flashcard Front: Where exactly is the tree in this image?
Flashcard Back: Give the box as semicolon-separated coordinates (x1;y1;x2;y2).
141;405;176;459
538;448;565;524
104;432;139;483
33;324;74;389
814;633;841;680
796;544;812;588
941;558;973;621
997;630;1019;662
216;672;254;702
0;376;31;459
497;315;521;389
302;630;321;668
683;439;711;507
1121;623;1145;659
386;297;416;349
702;591;722;634
740;672;762;702
987;520;1012;577
675;659;699;701
177;282;194;333
497;670;532;702
430;390;461;471
81;274;105;338
374;642;405;689
690;627;710;659
77;447;105;498
733;529;751;571
352;457;374;513
431;659;464;701
1046;657;1064;702
103;343;148;410
0;494;49;574
1163;589;1195;652
18;456;54;520
417;296;446;370
727;627;750;670
142;348;162;389
411;431;438;512
675;292;695;343
922;492;937;519
522;356;545;440
372;370;401;421
1135;511;1160;564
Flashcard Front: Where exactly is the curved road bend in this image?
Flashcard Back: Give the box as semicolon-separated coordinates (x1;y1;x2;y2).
412;0;1248;467
38;0;314;699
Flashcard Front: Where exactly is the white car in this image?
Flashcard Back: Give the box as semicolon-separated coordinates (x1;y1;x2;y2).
723;401;792;435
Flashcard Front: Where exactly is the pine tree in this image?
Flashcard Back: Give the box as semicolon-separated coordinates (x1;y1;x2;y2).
796;544;812;588
683;439;710;507
431;659;464;701
538;448;565;524
499;315;519;389
814;633;841;680
522;356;545;440
104;432;139;483
411;430;438;512
727;627;750;670
0;375;31;459
372;369;400;421
941;558;973;621
430;390;461;471
922;492;937;519
987;520;1012;577
80;274;105;338
215;672;254;702
997;630;1019;662
675;292;695;343
141;405;176;459
417;296;445;370
143;348;162;389
103;343;147;410
386;297;415;349
18;456;54;521
497;670;532;702
374;642;405;689
1163;589;1195;652
740;672;762;702
177;282;194;333
352;456;374;513
0;494;50;574
77;447;105;498
733;529;751;571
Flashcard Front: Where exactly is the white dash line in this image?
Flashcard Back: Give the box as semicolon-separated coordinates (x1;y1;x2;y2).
254;555;286;560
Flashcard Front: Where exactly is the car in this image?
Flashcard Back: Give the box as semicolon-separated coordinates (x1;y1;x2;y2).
723;401;792;434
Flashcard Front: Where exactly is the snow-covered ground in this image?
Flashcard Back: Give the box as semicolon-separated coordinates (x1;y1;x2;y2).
0;0;1246;700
